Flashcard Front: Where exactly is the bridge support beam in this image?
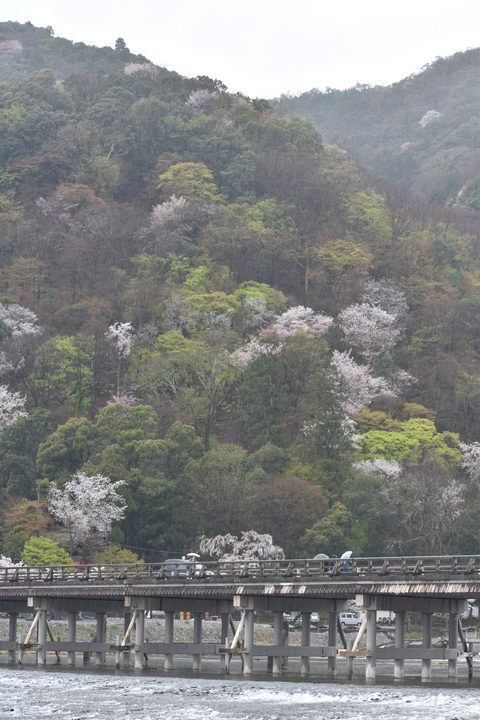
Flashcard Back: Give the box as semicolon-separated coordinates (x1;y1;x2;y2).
220;613;230;672
67;612;76;666
272;612;283;675
394;611;405;680
134;610;145;670
37;609;47;665
328;611;337;677
164;611;174;670
243;609;254;675
365;609;376;680
422;613;433;680
96;612;106;665
448;612;458;678
300;612;311;676
8;613;17;665
192;613;202;671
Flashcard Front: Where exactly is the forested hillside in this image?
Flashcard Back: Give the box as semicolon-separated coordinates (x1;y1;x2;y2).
1;22;480;564
282;48;480;207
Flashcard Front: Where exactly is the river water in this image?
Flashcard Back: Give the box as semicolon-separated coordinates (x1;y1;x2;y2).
1;666;480;720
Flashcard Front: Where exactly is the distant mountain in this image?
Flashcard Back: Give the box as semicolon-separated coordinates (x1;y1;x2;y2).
0;21;161;82
281;48;480;208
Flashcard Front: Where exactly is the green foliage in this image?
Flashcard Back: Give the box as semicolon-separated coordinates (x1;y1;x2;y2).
21;536;73;567
156;162;224;202
93;544;141;565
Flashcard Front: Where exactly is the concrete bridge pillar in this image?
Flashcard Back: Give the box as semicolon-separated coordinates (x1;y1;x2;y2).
394;611;405;680
164;611;174;670
134;609;145;670
422;612;433;680
96;612;106;665
8;613;17;665
67;612;77;666
37;609;47;665
192;612;202;671
448;612;458;678
300;611;311;675
365;609;376;680
220;613;230;672
272;611;283;675
243;609;254;675
123;611;132;666
328;611;337;677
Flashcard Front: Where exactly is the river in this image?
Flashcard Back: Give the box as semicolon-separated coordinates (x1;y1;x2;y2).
1;665;480;720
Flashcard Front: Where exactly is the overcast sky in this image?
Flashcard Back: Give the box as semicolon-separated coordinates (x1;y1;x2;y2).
3;0;480;97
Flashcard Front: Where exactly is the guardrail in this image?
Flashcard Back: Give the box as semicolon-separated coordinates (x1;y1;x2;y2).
0;554;479;584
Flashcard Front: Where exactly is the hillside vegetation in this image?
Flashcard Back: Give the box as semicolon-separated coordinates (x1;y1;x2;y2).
0;23;480;562
282;48;480;207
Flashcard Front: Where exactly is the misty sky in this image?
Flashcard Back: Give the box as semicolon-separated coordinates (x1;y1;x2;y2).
3;0;480;97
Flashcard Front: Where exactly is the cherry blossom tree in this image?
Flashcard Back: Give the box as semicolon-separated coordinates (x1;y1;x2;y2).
199;530;284;560
228;338;282;368
353;458;402;478
0;303;41;336
331;350;393;415
48;472;126;559
105;322;134;395
0;555;24;568
186;89;219;112
0;385;27;433
268;306;333;340
338;303;401;362
459;442;480;481
150;195;191;236
360;279;408;317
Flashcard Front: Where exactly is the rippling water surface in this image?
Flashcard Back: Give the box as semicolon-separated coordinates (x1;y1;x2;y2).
1;667;480;720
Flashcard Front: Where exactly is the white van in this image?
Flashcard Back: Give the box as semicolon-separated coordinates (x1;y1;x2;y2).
339;612;360;628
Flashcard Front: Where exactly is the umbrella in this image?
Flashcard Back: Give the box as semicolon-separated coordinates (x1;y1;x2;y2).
341;550;353;559
313;553;330;560
186;552;201;559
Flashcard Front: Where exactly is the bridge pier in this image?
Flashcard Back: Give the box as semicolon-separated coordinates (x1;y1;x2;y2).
220;613;230;672
192;613;202;671
164;611;174;670
272;611;283;675
8;613;17;665
37;609;47;665
448;611;458;678
135;609;145;670
301;611;311;675
243;608;255;675
328;611;337;677
67;611;76;666
422;612;433;680
365;609;376;680
394;611;405;680
96;612;106;665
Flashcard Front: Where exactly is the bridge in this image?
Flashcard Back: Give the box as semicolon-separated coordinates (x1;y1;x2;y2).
1;554;479;680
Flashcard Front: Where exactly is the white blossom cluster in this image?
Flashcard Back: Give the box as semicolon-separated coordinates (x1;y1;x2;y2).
228;338;282;368
124;63;160;77
459;442;480;481
199;530;284;561
353;458;402;478
338;303;401;362
331;350;393;415
361;279;408;317
0;303;41;336
150;195;191;235
186;89;219;111
105;322;134;358
268;306;333;340
419;109;442;128
0;555;24;568
49;472;126;549
0;385;27;433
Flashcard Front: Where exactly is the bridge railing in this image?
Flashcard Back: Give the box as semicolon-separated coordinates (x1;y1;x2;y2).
0;554;479;584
